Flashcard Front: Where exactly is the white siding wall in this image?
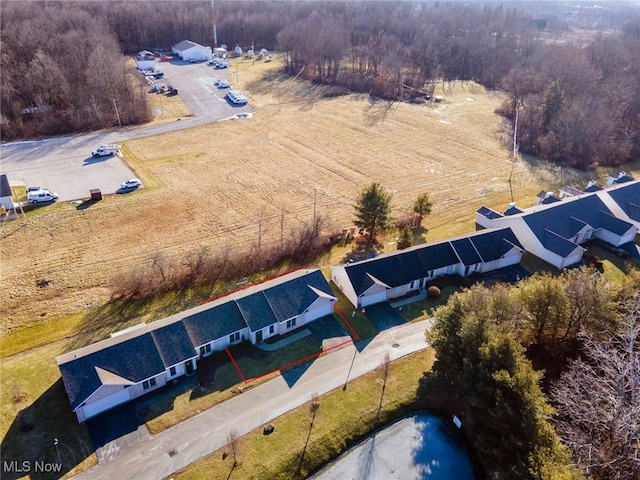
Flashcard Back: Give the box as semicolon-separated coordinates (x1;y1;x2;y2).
331;267;358;307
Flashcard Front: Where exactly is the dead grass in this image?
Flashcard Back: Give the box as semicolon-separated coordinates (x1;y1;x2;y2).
1;56;638;336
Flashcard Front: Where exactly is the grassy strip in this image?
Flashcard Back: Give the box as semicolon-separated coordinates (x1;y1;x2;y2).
173;348;435;480
0;342;97;480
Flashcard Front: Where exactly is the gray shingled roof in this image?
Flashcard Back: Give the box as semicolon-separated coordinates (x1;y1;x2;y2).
59;333;166;410
523;194;634;251
450;238;482;266
607;181;640;222
151;322;197;367
58;269;337;411
0;174;11;198
236;292;278;332
477;206;503;219
469;228;523;262
262;269;335;321
342;228;523;296
182;301;246;348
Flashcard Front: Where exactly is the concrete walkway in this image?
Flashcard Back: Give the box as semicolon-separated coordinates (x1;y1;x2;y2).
72;319;432;480
255;328;312;351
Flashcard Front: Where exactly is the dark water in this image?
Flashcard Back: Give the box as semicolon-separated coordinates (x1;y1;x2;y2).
309;411;476;480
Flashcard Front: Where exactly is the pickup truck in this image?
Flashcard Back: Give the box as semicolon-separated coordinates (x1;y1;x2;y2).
91;144;119;157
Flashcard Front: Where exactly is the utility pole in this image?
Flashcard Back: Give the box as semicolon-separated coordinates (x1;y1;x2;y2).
112;99;121;126
211;0;217;48
313;188;317;234
508;107;519;203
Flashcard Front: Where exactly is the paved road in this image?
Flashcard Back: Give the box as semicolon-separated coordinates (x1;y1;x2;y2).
72;319;432;480
0;59;252;202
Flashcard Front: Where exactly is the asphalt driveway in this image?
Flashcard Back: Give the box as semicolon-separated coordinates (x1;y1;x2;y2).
86;403;150;464
363;303;407;330
306;314;351;349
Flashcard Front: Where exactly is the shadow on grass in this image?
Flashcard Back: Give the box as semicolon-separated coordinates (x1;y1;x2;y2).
75;198;100;210
65;293;184;352
0;379;94;480
364;98;395;127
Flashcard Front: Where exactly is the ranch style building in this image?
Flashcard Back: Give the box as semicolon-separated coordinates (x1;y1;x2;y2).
331;227;524;308
476;179;640;269
57;269;336;423
172;40;212;62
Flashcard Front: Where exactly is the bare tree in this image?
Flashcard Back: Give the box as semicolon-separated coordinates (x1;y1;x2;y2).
377;351;391;417
226;428;241;472
309;392;320;425
550;299;640;480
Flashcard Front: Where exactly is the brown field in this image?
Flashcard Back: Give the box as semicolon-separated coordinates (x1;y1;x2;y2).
1;56;635;334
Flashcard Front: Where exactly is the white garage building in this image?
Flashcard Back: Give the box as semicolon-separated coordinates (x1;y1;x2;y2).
172;40;212;62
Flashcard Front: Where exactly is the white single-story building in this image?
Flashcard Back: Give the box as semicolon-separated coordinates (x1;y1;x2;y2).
135;50;156;70
172;40;212;61
331;228;524;308
0;174;14;210
476;179;639;269
57;269;336;422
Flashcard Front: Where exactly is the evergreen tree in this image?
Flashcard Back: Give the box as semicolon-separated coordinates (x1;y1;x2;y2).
353;182;392;243
396;226;414;249
412;192;433;226
427;286;583;480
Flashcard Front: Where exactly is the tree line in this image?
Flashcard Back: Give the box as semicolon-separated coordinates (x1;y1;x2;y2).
421;267;640;480
3;1;640;167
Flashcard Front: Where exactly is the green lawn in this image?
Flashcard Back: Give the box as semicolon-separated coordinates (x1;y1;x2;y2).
0;343;97;480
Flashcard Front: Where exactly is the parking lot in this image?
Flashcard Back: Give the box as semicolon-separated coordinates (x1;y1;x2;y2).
149;57;252;118
0;56;252;202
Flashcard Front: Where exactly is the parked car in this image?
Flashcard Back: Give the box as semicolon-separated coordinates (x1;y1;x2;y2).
215;62;229;69
226;90;247;105
120;179;141;190
217;80;230;89
27;188;58;204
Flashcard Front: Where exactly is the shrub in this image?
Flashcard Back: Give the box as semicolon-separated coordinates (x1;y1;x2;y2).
427;286;441;299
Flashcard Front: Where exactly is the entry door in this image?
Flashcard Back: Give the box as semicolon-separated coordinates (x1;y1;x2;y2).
256;330;263;343
185;359;194;375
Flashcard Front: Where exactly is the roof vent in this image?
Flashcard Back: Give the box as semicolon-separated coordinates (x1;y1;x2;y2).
544;191;554;199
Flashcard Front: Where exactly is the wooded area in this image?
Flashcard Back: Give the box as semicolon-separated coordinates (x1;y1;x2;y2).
423;268;640;480
2;1;639;169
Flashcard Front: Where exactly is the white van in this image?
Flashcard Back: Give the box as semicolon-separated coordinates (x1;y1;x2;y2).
226;90;247;105
27;189;58;204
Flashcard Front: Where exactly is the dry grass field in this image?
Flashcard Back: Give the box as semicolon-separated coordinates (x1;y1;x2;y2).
1;56;636;335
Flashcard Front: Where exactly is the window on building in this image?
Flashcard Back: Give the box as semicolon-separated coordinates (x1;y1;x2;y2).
150;377;156;387
229;334;234;343
205;344;212;353
169;366;176;376
143;380;150;390
286;318;297;329
269;325;275;334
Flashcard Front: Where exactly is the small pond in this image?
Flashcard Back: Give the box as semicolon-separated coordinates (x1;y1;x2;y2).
309;411;477;480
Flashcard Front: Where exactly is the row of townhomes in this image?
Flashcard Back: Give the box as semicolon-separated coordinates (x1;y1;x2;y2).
476;176;640;269
57;175;640;422
57;269;337;422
